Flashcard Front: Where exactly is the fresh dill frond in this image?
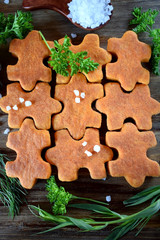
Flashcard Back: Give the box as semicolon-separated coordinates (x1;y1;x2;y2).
0;154;28;219
0;10;33;45
39;31;99;77
130;7;160;75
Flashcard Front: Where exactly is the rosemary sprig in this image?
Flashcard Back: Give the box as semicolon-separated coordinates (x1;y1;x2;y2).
39;31;99;77
0;154;28;219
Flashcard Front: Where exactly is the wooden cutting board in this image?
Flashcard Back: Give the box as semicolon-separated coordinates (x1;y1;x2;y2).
0;0;160;239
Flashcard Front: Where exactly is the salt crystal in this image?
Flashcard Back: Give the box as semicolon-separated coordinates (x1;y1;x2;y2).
75;97;80;103
4;0;9;4
93;145;101;153
67;0;113;29
106;195;111;202
13;105;18;110
82;141;87;146
74;90;79;96
4;128;10;135
25;100;32;107
19;97;24;103
81;92;85;99
6;106;11;111
102;177;106;181
0;93;2;99
85;150;92;157
71;33;77;38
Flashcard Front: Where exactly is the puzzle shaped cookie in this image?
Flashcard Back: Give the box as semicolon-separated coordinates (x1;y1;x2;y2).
106;123;160;188
46;128;113;181
56;34;112;84
7;30;54;91
53;73;103;139
0;82;62;129
96;82;160;130
5;119;51;189
106;31;151;91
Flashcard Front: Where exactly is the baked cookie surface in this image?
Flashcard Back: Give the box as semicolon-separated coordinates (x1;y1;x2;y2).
0;82;62;129
5;119;51;189
96;82;160;130
53;73;104;139
106;31;151;91
106;123;160;188
46;128;113;181
56;34;112;84
7;30;53;91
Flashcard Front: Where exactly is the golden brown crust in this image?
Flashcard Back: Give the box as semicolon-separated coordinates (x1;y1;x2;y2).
106;123;160;188
56;34;112;84
7;30;53;91
106;31;151;91
52;73;104;139
46;128;113;181
0;82;62;129
5;119;51;189
96;82;160;130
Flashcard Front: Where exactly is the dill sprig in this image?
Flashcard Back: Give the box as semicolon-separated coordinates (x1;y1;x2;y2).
39;31;99;77
0;154;28;219
29;178;160;239
130;7;160;75
0;10;33;45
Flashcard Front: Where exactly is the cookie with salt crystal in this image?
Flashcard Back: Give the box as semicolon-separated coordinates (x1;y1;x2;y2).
7;30;53;91
106;123;160;188
0;82;62;129
53;73;103;139
96;82;160;130
46;128;113;181
5;119;51;189
106;31;151;91
56;34;112;84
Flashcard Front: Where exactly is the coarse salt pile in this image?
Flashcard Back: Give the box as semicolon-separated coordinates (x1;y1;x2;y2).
4;0;10;4
67;0;113;29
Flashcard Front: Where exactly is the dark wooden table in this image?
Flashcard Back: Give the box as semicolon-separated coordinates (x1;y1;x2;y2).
0;0;160;239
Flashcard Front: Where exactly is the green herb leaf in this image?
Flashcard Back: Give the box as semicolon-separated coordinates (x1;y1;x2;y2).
39;31;99;77
0;10;33;45
0;154;28;218
129;7;160;75
69;203;122;218
46;176;73;215
130;7;159;33
30;183;160;240
124;185;160;206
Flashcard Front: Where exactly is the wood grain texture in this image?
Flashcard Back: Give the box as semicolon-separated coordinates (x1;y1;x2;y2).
0;0;160;239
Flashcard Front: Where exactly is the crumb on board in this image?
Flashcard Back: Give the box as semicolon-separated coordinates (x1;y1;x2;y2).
4;0;10;4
